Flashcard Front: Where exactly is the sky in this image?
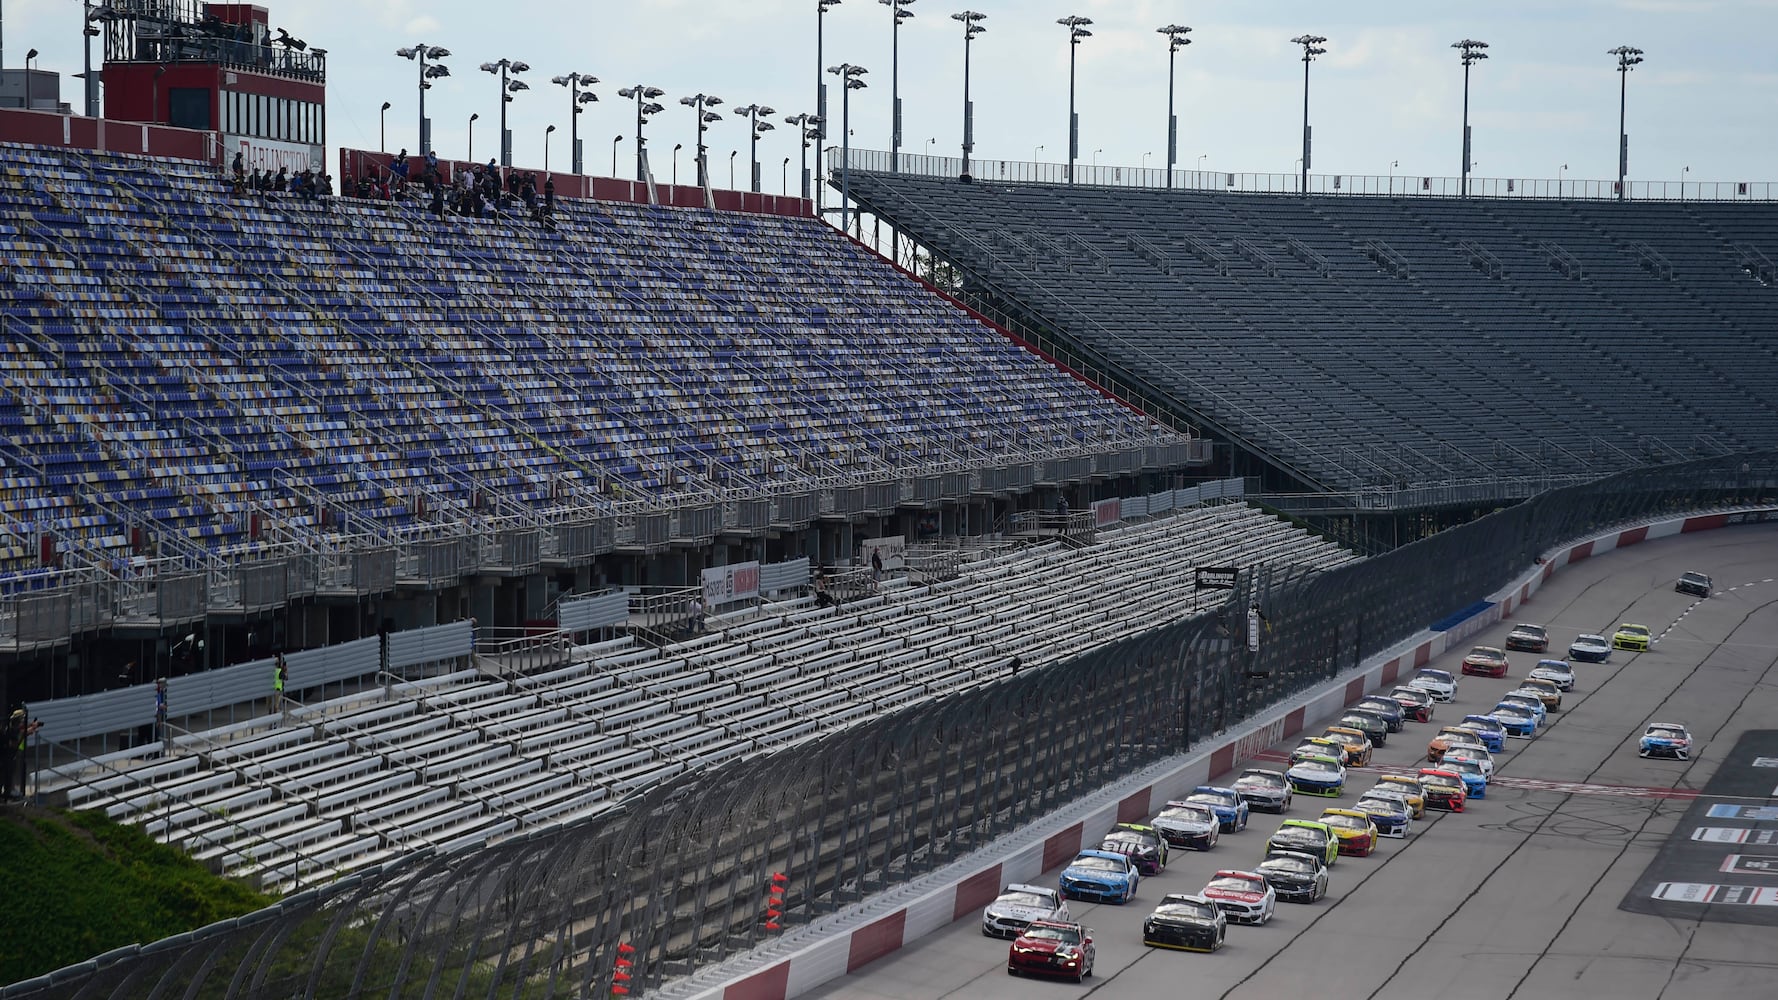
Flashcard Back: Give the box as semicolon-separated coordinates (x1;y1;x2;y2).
6;0;1777;189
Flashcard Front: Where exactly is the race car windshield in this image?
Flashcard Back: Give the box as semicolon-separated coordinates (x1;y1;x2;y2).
1620;626;1649;636
1514;625;1547;637
1321;814;1366;830
1103;832;1147;848
1207;876;1264;893
1275;828;1327;847
1469;647;1500;658
1238;771;1284;787
1156;901;1218;920
1296;760;1339;776
1450;761;1484;775
1160;806;1216;825
1648;728;1686;740
1358;797;1402;814
1070;857;1125;872
1576;635;1606;644
1022;927;1079;944
1187;793;1233;808
1415;669;1452;682
1392;688;1429;702
997;891;1053;909
1423;774;1462;789
1263;855;1316;873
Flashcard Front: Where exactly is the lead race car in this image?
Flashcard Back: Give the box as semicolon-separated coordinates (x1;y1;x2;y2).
1007;919;1096;981
1639;722;1693;759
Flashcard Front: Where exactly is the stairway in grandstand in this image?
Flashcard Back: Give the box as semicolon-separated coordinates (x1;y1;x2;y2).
843;170;1778;490
0;144;1175;579
45;500;1353;893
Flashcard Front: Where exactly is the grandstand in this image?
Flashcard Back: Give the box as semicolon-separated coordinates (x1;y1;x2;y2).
0;142;1199;667
842;163;1778;509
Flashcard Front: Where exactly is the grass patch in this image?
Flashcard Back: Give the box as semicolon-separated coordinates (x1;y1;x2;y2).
0;806;274;985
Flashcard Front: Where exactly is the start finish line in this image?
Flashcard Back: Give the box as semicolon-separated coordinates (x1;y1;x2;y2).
1252;751;1699;800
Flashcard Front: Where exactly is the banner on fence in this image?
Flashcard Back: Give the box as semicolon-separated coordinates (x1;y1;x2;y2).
702;561;761;606
860;535;906;574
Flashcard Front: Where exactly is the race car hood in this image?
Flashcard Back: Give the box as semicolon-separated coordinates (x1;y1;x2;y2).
1154;816;1216;835
1010;936;1069;957
1287;763;1341;781
986;901;1057;923
1147;911;1218;928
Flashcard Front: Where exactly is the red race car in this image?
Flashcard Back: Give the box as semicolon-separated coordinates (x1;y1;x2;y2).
1007;919;1096;982
1417;767;1468;812
1459;645;1509;678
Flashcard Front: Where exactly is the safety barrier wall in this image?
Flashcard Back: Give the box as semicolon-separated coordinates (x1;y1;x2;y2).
9;452;1773;1000
686;503;1778;1000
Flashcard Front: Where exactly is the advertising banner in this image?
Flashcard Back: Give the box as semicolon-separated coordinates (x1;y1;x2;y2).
860;535;906;573
701;561;761;606
225;133;323;174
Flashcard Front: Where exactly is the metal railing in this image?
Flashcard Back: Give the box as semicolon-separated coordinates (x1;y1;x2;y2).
833;147;1777;202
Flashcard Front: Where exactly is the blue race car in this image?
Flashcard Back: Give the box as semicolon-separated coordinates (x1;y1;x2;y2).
1285;754;1347;798
1352;790;1413;838
1442;758;1489;798
1186;785;1251;833
1458;715;1508;753
1490;702;1539;737
1059;849;1141;904
1639;723;1692;760
1498;693;1547;725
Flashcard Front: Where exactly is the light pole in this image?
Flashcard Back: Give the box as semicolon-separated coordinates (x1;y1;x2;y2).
469;113;479;161
782;156;791;194
1057;16;1093;183
480;58;531;168
395;44;452;153
673;143;683;185
1680;164;1690;199
1142;151;1151;168
881;0;915;170
1158;24;1191;188
729;149;738;188
545;124;557;172
828;63;868;230
816;0;844;214
84;3;123;118
736;103;778;193
678;93;725;188
1610;45;1644;201
552;72;599;175
616;86;666;181
380;101;391;153
1034;144;1044;162
1198;153;1208;174
1452;39;1488;197
1092;148;1103;167
1559;162;1568;196
953;10;987;179
24;50;39;112
1290;34;1327;196
785;112;822;200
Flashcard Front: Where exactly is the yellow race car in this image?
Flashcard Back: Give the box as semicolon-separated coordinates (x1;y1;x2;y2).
1320;726;1374;768
1373;775;1427;819
1612;623;1651;651
1318;808;1380;857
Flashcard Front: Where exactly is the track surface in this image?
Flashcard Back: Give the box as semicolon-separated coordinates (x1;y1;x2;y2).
808;525;1778;1000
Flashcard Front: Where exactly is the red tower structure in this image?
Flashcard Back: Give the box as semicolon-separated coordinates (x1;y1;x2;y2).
98;2;325;173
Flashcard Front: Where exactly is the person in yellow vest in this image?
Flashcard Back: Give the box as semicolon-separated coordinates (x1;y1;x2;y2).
272;654;288;713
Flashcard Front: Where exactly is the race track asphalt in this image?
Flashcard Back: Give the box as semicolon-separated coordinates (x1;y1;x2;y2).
805;522;1778;1000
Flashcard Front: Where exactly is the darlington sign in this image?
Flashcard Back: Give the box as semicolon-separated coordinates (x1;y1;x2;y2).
1195;567;1239;590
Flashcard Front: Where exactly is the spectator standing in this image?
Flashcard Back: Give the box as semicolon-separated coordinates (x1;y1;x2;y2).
1009;655;1022;676
154;678;169;752
870;548;884;582
689;598;705;634
231;151;245;181
272;654;288;712
1;709;20;800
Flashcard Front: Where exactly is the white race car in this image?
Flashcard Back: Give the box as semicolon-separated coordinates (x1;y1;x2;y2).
982;883;1070;939
1528;659;1576;691
1407;667;1459;703
1151;801;1222;852
1439;744;1495;779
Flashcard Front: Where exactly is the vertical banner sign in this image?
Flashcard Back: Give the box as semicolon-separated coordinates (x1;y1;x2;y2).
701;561;761;606
1247;606;1262;653
1091;498;1122;528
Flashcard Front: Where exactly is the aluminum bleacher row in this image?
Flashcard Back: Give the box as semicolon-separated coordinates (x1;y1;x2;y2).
842;171;1778;489
51;500;1353;894
0;143;1176;578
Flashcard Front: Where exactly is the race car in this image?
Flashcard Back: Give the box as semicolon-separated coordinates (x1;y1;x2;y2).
1497;693;1547;726
1321;726;1375;768
1200;870;1277;925
1142;893;1227;952
1337;710;1391;748
1059;849;1141;903
1185;785;1251;833
1151;800;1222;851
1266;819;1341;867
1612;623;1652;651
1353;695;1406;732
1461;645;1511;678
1291;736;1349;765
1456;715;1508;753
1388;686;1436;723
1428;726;1490;763
1007;919;1096;981
1256;850;1329;902
1407;667;1459;702
1489;701;1540;737
1505;623;1550;653
1375;775;1428;819
1568;633;1612;663
1318;808;1380;857
1286;753;1347;798
1639;722;1693;759
1516;677;1564;710
1442;757;1489;798
1439;743;1495;779
1231;767;1294;814
1101;823;1169;875
1675;571;1712;598
1417;768;1469;812
982;884;1071;939
1528;659;1576;692
1352;789;1414;838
